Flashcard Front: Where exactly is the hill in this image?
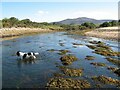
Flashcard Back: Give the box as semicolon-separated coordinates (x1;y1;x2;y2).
53;17;113;25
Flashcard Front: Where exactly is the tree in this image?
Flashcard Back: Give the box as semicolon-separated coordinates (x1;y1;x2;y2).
2;18;11;27
110;20;117;26
81;22;96;29
9;17;19;27
79;25;87;30
100;22;111;27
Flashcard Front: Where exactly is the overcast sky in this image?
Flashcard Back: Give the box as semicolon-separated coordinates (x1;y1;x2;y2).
1;1;118;22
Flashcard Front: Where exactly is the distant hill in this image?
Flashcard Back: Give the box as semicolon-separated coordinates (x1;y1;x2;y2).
53;17;114;25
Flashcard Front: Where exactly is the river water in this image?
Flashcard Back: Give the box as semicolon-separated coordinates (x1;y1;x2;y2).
1;32;120;88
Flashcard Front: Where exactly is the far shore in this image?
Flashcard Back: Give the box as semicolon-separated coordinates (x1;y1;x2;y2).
0;26;119;41
0;27;56;41
85;26;119;41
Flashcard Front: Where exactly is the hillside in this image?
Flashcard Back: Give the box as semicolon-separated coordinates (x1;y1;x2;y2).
53;17;113;25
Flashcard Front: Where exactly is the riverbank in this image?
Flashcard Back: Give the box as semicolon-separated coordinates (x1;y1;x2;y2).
68;27;119;41
0;27;57;41
85;27;119;41
1;27;119;41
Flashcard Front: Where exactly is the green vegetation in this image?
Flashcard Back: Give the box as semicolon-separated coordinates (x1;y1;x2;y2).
60;22;96;31
1;17;63;30
99;20;119;27
1;17;119;31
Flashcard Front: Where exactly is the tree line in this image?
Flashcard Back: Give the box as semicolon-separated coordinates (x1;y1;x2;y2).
0;17;119;31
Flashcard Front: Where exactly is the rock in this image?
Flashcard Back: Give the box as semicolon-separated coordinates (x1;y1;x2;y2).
106;57;120;66
60;55;78;65
86;45;96;49
89;41;104;45
47;49;56;52
46;77;91;88
114;69;120;76
59;66;83;77
53;73;64;77
72;43;83;45
107;66;118;72
58;50;70;55
85;56;95;60
59;43;64;46
87;40;120;57
90;62;106;67
92;75;120;87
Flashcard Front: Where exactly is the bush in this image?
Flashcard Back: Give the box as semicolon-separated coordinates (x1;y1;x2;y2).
100;22;111;27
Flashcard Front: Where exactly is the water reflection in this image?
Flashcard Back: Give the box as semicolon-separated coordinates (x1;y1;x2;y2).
17;58;37;68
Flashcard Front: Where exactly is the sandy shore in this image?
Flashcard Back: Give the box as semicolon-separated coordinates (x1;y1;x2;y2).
0;27;55;40
85;27;119;41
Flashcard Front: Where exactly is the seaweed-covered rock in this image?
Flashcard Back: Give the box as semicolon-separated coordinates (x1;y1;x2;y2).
59;43;64;46
96;44;111;50
72;43;83;45
46;77;91;88
90;62;106;67
85;56;95;60
89;41;104;45
92;75;120;87
94;49;116;56
106;57;120;66
114;69;120;76
53;73;64;77
59;66;83;76
60;55;78;65
47;49;56;52
58;50;70;55
86;45;96;49
107;66;118;72
87;40;120;57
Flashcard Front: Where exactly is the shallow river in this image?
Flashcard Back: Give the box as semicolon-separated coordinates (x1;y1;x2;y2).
1;32;120;88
